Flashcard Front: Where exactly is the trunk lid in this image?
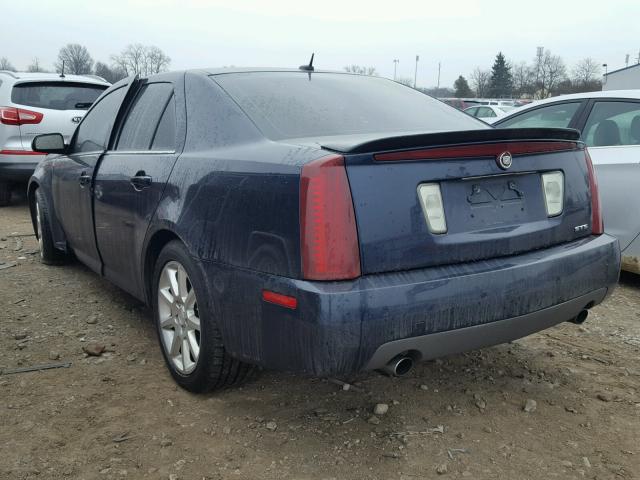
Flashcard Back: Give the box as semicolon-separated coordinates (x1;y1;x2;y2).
330;128;594;275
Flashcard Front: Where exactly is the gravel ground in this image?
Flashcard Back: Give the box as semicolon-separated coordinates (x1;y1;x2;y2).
1;190;639;480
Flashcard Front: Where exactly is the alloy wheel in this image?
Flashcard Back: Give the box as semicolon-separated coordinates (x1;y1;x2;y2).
157;261;201;374
35;201;43;259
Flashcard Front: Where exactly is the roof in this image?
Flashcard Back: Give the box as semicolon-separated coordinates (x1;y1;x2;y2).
198;67;359;76
504;89;640;115
604;63;640;77
0;70;110;86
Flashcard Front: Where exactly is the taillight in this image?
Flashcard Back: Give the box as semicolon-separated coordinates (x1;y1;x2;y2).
584;148;603;235
300;154;361;280
0;106;44;126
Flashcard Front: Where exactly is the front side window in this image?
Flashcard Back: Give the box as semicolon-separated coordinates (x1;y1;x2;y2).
72;87;126;154
116;83;174;151
12;82;107;110
582;101;640;147
498;102;581;129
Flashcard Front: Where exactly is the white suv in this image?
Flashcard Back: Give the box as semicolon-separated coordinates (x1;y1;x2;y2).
0;71;109;205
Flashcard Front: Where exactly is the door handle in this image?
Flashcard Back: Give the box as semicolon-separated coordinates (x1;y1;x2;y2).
79;171;91;187
130;171;152;191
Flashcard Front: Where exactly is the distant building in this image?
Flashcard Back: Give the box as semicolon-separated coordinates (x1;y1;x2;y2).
602;64;640;90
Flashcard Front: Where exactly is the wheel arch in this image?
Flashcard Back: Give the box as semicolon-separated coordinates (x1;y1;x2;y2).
27;180;40;236
142;228;185;305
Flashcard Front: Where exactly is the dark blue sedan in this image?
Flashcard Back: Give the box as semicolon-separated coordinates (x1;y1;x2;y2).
28;68;620;392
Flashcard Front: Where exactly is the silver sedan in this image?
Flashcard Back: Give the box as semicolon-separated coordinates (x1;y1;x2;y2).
495;90;640;274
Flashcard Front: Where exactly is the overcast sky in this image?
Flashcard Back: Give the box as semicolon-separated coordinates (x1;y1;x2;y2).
2;0;639;87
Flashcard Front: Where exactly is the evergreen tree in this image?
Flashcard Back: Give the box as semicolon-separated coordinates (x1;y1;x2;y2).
488;52;513;98
453;75;473;97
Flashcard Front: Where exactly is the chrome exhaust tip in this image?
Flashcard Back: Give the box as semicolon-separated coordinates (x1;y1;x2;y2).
569;309;589;325
380;356;414;377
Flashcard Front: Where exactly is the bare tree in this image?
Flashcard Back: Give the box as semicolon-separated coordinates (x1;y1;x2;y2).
111;44;171;76
27;57;46;73
532;50;567;98
512;62;535;98
343;65;378;76
0;57;16;71
55;44;93;75
470;67;490;98
572;57;601;85
145;46;171;74
94;61;127;84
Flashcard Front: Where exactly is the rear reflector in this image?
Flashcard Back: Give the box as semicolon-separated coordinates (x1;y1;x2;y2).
374;141;578;162
417;183;447;233
262;290;297;309
0;106;44;126
584;149;603;234
541;171;564;217
300;154;361;280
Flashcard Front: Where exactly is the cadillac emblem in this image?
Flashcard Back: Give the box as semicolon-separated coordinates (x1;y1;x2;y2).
497;151;513;170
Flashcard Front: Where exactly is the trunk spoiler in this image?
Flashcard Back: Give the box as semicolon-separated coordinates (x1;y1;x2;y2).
320;128;581;154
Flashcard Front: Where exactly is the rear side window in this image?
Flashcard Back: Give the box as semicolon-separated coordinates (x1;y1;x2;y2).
498;102;581;129
214;72;485;140
73;87;126;153
116;83;173;151
151;95;176;151
582;101;640;147
11;82;107;110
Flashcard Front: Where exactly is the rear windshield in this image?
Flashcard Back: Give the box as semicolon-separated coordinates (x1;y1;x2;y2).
11;82;107;111
214;72;485;140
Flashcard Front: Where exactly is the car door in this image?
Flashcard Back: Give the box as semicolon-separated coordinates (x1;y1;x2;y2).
578;99;640;251
93;76;185;298
52;82;135;272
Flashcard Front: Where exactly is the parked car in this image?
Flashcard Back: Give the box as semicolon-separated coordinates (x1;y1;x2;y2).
28;69;619;392
0;71;109;205
439;98;468;110
494;90;640;274
464;104;515;123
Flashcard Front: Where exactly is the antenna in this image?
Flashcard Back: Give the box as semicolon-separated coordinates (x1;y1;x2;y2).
299;53;315;72
60;60;66;78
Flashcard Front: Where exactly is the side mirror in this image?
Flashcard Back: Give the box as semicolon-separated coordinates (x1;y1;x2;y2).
32;133;66;154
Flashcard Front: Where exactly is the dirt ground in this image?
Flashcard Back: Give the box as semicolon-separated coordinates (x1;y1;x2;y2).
1;189;639;480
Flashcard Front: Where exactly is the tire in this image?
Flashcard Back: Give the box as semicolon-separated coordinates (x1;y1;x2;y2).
0;181;11;206
152;240;256;392
34;189;68;265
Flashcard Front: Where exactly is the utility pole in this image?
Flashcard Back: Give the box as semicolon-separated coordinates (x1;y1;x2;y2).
602;63;608;85
393;59;399;80
436;61;441;90
535;46;543;98
414;55;419;89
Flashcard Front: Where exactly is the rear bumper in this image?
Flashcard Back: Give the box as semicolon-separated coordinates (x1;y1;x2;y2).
0;154;43;182
365;288;606;369
204;234;620;376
